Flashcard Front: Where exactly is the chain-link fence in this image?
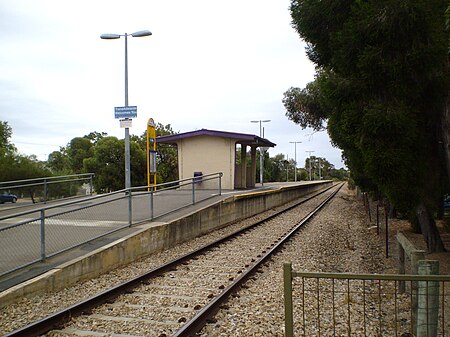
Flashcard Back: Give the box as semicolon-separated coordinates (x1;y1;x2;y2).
0;172;222;277
0;173;94;205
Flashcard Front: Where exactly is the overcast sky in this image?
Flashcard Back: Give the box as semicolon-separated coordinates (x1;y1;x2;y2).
0;0;345;169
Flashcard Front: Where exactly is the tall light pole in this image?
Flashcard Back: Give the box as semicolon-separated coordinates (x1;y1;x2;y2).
289;141;302;182
251;120;271;186
318;157;321;180
306;150;315;180
101;30;152;190
286;154;289;182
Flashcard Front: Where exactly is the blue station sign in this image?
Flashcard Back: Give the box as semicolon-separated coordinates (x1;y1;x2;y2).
115;106;137;119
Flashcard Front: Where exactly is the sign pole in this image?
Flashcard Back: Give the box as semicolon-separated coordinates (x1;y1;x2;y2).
124;33;131;190
146;118;157;188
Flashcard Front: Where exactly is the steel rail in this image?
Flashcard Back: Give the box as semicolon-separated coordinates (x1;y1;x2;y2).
3;182;342;337
174;182;344;337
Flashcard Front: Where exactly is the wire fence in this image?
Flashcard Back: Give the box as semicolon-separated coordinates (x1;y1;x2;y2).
284;262;450;337
0;173;95;205
0;172;222;277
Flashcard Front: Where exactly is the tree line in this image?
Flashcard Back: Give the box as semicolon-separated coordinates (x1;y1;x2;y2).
284;0;449;252
0;122;178;197
1;120;346;199
255;151;348;182
46;124;179;193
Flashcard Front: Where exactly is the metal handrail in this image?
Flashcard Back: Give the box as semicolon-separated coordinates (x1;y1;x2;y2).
0;172;222;222
0;173;95;205
0;173;95;187
0;172;223;277
292;270;450;282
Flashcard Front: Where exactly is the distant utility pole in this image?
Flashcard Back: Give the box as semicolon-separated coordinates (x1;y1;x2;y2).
306;150;315;180
289;141;302;182
286;154;289;182
251;119;271;186
318;157;321;180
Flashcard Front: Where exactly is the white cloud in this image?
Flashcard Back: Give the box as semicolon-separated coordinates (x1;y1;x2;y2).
0;0;344;168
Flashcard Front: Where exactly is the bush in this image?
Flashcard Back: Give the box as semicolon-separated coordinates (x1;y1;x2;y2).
444;216;450;233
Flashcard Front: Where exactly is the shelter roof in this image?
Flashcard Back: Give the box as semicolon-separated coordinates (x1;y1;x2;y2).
157;128;276;148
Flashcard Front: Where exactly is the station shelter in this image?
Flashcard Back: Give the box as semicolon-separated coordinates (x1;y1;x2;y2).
157;129;276;190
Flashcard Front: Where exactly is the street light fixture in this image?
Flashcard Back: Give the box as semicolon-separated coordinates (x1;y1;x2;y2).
251;120;271;186
100;30;152;190
289;141;302;182
306;150;315;181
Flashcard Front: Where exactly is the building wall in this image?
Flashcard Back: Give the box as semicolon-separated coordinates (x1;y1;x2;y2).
178;136;235;190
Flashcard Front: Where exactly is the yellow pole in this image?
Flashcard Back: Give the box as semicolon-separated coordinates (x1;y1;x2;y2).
146;118;157;188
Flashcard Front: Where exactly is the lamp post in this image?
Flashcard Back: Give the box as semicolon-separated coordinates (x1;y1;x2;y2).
306;150;315;180
251;120;271;186
289;141;302;182
101;30;152;190
286;154;289;182
318;157;321;180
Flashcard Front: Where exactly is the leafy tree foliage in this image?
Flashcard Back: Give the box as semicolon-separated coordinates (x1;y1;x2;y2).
0;121;15;157
0;121;54;200
1;122;179;195
82;136;145;192
47;147;71;174
264;153;287;182
83;137;124;193
285;0;448;251
155;123;179;184
84;131;107;144
67;137;93;173
305;156;337;180
138;123;179;184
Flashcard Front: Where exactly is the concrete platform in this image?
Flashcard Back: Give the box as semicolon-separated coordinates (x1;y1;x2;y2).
0;181;332;308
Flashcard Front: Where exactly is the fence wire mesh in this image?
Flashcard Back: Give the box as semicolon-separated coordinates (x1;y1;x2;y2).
0;173;222;277
285;267;450;337
0;219;42;275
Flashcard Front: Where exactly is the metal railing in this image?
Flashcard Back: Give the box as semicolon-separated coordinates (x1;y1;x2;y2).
284;262;450;337
0;172;222;277
0;173;95;204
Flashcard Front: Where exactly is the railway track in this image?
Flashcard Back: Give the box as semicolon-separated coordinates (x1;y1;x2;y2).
5;183;343;337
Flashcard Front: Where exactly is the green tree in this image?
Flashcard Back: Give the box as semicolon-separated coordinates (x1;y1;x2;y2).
130;140;147;187
285;0;448;252
0;121;15;157
305;156;335;180
47;147;71;174
265;154;288;182
67;137;93;173
135;123;179;184
155;123;178;183
84;136;124;193
83;136;146;192
84;131;107;145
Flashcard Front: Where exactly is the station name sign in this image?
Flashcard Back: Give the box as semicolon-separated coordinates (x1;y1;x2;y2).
115;106;137;119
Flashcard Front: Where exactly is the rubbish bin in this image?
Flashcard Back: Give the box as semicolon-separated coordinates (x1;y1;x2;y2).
193;171;203;184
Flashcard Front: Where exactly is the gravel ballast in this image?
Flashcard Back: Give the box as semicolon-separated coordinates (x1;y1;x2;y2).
1;184;448;336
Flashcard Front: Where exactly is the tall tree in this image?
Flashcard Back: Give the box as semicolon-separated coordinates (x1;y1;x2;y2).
83;136;147;192
84;131;107;145
285;0;448;252
83;137;124;193
0;121;15;157
47;147;71;174
67;137;93;173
